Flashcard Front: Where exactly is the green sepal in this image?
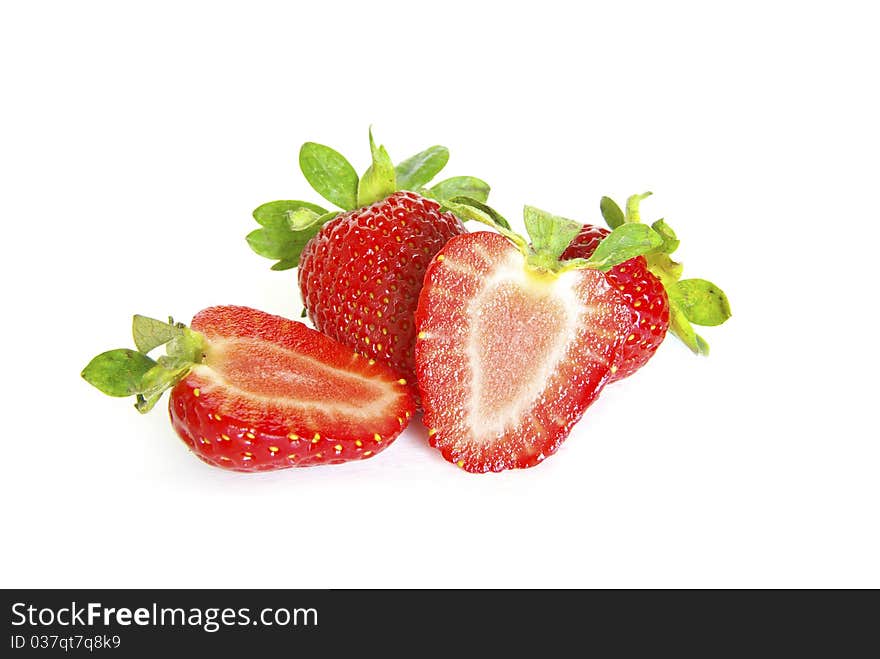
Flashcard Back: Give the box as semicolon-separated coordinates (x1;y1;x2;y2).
441;197;528;252
651;219;679;254
448;196;512;230
429;176;490;204
357;129;397;207
83;316;207;413
581;223;663;272
253;200;328;229
673;279;731;327
395;146;449;191
270;260;297;271
524;206;583;269
82;349;158;397
600;196;625;229
667;294;710;355
299;142;359;211
132;315;185;353
645;252;684;288
625;192;652;222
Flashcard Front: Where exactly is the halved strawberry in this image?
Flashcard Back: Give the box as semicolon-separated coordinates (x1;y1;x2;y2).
82;306;414;471
415;206;662;473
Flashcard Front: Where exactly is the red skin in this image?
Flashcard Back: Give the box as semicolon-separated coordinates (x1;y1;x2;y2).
298;191;465;399
414;233;634;473
561;225;670;381
168;306;415;472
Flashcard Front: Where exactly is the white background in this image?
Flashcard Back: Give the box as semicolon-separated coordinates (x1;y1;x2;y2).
1;1;877;588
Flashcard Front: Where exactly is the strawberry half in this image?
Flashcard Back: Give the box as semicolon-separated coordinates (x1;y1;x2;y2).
415;205;663;473
82;306;415;472
562;193;731;379
247;130;490;396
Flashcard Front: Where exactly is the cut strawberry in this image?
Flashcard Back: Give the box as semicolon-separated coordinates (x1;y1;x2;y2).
415;205;661;473
83;306;415;471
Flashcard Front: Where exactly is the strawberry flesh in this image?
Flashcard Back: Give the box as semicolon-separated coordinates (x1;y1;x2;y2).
415;233;634;473
169;306;414;471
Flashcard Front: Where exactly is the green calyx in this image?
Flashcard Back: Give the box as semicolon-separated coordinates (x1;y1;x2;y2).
248;128;491;271
444;198;664;276
82;315;207;413
599;193;732;355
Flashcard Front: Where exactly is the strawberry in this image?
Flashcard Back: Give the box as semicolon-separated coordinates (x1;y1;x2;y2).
82;306;415;472
415;205;664;473
247;130;490;395
561;223;669;381
562;193;731;379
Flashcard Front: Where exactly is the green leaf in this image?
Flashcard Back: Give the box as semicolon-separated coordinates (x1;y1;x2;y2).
271;259;297;271
82;349;158;397
600;196;625;230
299;142;359;210
396;146;449;190
645;252;684;288
357;129;397;207
651;219;679;254
134;363;191;413
668;296;709;355
625;191;652;223
441;198;528;252
132;315;184;353
448;196;511;230
430;176;490;204
253;200;328;229
674;279;731;327
584;224;663;271
246;223;322;264
524;206;583;265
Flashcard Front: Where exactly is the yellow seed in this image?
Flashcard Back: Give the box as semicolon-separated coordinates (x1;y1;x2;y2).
383;297;389;304
376;343;383;352
428;428;437;436
214;414;222;421
398;378;407;385
374;433;382;443
355;440;363;447
633;301;642;308
437;255;445;261
315;453;323;459
334;444;343;453
405;411;411;418
288;433;299;441
363;451;373;457
610;365;619;374
242;452;253;460
221;434;230;441
312;433;321;443
368;359;376;365
377;310;383;318
200;437;209;444
219;456;231;462
650;325;657;331
381;327;387;335
397;417;404;425
627;334;636;341
246;432;255;439
417;331;427;339
457;460;465;468
268;446;279;454
364;337;370;345
288;454;297;461
193;388;200;397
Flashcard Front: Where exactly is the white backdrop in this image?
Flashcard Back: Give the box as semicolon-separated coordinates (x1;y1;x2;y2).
1;1;877;588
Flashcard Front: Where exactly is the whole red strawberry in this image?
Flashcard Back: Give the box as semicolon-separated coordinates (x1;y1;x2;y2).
298;191;463;383
82;306;415;472
562;192;731;380
247;130;489;394
561;224;669;381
